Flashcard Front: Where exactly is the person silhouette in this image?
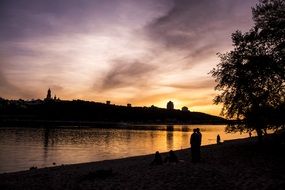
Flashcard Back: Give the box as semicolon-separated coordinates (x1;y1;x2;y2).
190;129;199;163
151;151;163;165
217;134;221;144
165;150;178;163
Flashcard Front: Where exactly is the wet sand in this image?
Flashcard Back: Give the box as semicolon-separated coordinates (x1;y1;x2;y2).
0;136;284;190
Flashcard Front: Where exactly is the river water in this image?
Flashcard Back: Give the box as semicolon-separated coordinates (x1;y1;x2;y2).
0;125;252;173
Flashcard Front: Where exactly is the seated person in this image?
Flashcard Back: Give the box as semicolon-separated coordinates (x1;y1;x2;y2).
150;151;163;165
164;150;179;163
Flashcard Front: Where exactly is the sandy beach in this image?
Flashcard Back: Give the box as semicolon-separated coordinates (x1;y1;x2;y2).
0;136;284;190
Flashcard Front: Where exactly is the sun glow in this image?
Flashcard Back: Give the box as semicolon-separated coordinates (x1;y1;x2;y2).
0;0;257;116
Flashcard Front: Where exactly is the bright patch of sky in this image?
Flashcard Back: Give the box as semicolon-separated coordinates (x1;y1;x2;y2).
0;0;258;115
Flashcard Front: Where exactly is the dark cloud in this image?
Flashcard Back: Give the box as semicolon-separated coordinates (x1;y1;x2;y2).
145;0;258;52
0;0;120;41
99;59;156;90
97;0;259;93
165;78;216;90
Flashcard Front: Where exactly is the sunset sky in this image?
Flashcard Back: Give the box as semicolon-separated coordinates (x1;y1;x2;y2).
0;0;258;116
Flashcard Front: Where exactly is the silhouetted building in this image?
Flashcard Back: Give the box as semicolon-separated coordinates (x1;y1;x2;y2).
127;103;132;107
167;101;174;110
106;101;111;105
182;106;189;112
45;88;52;100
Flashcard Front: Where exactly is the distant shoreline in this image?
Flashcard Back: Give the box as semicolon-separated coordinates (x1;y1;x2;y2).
0;119;228;129
0;135;284;190
0;98;227;125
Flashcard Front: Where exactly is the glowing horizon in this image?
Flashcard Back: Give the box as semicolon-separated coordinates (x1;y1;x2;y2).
0;0;259;116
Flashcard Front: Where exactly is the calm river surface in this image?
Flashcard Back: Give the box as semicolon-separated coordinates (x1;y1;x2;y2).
0;125;252;173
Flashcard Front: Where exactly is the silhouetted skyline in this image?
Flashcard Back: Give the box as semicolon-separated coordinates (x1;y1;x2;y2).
0;0;258;116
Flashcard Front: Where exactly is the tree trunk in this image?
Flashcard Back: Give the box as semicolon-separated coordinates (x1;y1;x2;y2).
256;128;263;143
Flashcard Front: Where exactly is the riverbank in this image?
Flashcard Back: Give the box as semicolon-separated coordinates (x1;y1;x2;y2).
0;136;284;190
0;119;227;128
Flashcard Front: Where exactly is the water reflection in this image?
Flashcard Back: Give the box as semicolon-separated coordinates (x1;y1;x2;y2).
0;125;254;173
182;125;189;132
166;125;174;150
43;128;49;163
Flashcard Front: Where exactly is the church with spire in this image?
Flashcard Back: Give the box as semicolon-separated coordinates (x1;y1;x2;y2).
44;88;59;101
46;88;52;100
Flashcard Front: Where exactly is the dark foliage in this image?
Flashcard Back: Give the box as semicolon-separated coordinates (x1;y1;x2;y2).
210;0;285;137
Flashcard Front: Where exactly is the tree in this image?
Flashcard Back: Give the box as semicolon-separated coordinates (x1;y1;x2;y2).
211;0;285;140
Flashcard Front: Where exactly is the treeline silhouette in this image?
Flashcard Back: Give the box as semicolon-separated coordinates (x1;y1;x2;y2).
210;0;285;141
0;98;226;127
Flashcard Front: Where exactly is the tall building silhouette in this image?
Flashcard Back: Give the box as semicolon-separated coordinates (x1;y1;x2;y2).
45;88;52;100
167;101;174;110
